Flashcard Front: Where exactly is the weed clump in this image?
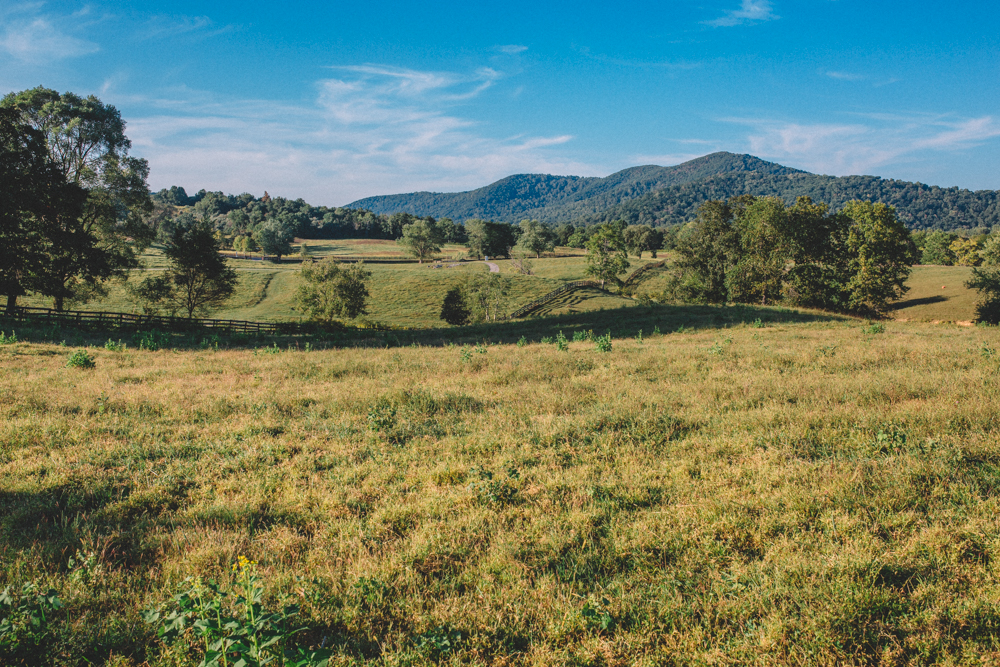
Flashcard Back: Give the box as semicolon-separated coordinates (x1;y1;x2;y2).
65;350;96;369
143;557;331;667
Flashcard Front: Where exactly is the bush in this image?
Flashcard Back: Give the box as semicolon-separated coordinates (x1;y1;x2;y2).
595;333;612;353
0;331;17;345
440;286;470;326
103;338;126;352
65;350;95;369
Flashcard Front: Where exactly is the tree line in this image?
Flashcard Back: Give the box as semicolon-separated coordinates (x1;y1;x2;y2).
570;172;1000;233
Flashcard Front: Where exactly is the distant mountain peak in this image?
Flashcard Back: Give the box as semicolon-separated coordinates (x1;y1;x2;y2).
346;152;810;221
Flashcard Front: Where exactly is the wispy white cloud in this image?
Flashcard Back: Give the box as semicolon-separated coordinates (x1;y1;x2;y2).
824;71;864;81
628;152;713;166
0;16;99;61
704;0;779;27
135;14;232;41
497;44;527;54
128;65;599;205
724;113;1000;175
575;46;702;70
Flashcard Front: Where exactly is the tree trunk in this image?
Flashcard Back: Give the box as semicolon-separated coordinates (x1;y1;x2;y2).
5;293;16;314
54;295;64;311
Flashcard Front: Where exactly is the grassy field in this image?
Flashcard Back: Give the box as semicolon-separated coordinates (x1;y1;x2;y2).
888;266;979;324
16;239;988;328
17;243;608;328
2;306;1000;665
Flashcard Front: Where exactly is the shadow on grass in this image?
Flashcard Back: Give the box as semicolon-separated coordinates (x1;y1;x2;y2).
1;302;848;351
887;295;948;310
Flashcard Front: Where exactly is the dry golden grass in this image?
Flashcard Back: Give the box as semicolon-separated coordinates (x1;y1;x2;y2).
2;307;1000;665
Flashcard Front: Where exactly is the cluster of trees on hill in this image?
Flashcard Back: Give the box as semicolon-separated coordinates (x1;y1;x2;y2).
910;229;998;266
627;195;918;316
150;187;465;260
1;87;153;311
574;172;1000;232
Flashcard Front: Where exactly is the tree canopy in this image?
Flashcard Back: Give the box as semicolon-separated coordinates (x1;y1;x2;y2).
129;218;238;318
296;258;372;322
584;221;631;288
1;87;153;310
667;195;916;315
398;219;443;262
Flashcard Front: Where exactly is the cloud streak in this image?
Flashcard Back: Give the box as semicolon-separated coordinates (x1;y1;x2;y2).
725;113;1000;176
0;16;99;61
705;0;779;27
129;65;599;205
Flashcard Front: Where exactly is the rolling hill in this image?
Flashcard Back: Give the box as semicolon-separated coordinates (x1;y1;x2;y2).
347;152;1000;231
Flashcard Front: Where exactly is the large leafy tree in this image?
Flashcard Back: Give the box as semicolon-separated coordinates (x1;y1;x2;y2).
514;219;555;258
781;197;852;311
398;219;443;262
0;108;85;311
296;258;372;322
670;197;747;303
622;225;664;259
966;235;1000;324
726;197;791;305
584;221;631;289
465;219;516;259
253;218;294;261
841;200;917;315
2;87;153;310
129;219;238;318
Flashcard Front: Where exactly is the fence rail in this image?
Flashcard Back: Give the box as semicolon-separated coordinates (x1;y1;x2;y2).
0;305;297;335
509;280;602;319
621;259;667;287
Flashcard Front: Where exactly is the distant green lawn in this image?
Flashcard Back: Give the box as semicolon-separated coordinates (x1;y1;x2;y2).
888;265;979;323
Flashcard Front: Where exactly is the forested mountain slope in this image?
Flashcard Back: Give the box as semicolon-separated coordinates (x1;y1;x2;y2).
348;152;803;222
347;152;1000;231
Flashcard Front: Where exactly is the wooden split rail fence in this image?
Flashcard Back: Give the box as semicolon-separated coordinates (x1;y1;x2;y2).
621;259;667;287
507;261;667;319
508;280;602;319
0;306;295;335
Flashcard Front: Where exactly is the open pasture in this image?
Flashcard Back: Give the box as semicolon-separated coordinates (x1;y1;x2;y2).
2;306;1000;665
14;241;989;329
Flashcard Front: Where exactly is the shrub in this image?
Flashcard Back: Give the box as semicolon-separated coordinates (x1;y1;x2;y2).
863;322;885;335
555;331;568;351
0;331;17;345
595;333;612;353
66;350;95;369
440;286;470;326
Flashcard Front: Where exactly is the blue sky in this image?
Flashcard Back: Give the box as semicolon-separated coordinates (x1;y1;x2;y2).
3;0;999;206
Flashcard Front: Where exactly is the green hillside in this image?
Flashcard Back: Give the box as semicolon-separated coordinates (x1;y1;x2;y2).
347;152;1000;231
347;152;803;222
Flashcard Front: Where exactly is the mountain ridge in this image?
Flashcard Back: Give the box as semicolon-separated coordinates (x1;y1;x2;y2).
346;152;1000;231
